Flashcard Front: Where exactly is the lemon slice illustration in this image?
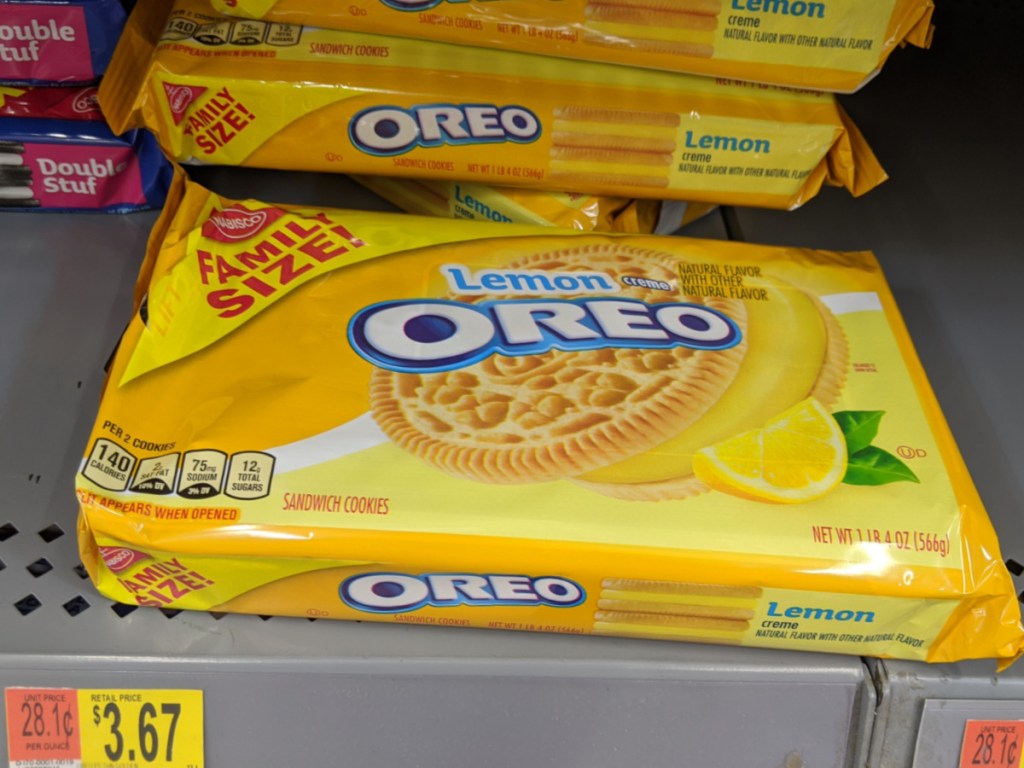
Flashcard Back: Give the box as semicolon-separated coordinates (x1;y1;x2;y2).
692;397;847;503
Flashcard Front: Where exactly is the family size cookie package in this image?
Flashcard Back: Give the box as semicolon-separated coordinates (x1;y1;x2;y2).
209;0;935;92
60;0;1024;669
75;177;1024;667
99;0;886;211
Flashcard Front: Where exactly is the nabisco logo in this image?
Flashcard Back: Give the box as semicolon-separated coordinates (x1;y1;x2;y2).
99;546;151;574
72;87;100;116
161;81;207;125
202;205;282;242
212;209;266;238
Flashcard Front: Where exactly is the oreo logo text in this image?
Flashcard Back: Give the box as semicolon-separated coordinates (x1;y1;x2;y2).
72;88;101;116
350;103;541;156
341;572;585;614
349;297;741;373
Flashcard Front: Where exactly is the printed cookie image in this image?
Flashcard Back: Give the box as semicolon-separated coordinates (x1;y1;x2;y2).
573;279;847;500
594;578;761;644
0;140;37;209
0;139;26;162
549;106;678;192
366;238;848;500
369;242;748;486
583;0;722;59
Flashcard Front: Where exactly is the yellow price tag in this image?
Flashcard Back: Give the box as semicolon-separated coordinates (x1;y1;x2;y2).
78;689;204;768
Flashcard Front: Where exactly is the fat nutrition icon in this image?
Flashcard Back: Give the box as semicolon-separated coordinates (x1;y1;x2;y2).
130;453;179;494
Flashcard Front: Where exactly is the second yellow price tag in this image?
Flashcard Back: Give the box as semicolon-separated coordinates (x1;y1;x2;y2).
78;689;204;768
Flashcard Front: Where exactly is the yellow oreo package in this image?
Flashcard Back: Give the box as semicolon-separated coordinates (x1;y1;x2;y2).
209;0;934;93
100;0;886;210
349;176;714;234
76;176;1024;666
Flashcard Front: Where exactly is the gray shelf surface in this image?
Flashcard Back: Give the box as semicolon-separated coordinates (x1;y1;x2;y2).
2;2;1023;766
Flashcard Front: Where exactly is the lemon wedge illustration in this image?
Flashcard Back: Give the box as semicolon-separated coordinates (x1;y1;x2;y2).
692;397;847;504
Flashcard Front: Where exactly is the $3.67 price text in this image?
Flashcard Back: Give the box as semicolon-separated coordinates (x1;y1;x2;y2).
92;699;181;763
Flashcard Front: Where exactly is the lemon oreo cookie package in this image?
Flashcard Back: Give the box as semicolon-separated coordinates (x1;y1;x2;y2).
208;0;934;93
76;177;1024;666
99;0;886;211
348;175;714;234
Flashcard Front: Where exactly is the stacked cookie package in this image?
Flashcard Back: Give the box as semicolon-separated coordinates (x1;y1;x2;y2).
100;0;889;221
77;0;1024;667
0;0;170;212
75;175;1024;666
207;0;935;93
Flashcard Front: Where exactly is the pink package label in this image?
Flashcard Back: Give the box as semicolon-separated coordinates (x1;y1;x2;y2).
0;6;91;83
21;143;146;209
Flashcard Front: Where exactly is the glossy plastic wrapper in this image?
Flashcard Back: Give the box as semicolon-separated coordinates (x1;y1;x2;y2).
349;175;715;234
99;0;886;210
209;0;934;93
77;175;1024;666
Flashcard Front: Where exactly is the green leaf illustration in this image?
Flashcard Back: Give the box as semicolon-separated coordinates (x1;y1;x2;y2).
833;410;885;455
843;445;920;486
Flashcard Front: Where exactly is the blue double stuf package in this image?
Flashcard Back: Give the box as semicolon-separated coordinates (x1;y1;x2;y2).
0;0;132;86
1;117;171;212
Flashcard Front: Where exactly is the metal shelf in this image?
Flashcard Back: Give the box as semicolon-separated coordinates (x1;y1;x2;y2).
2;2;1022;766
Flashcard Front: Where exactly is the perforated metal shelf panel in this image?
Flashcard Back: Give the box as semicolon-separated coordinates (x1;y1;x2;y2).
3;1;1021;761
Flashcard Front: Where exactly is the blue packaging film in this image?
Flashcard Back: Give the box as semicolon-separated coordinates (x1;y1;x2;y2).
0;117;171;212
